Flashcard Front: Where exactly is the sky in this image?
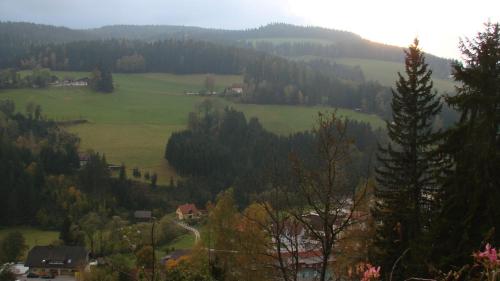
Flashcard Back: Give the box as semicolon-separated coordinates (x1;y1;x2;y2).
1;0;499;59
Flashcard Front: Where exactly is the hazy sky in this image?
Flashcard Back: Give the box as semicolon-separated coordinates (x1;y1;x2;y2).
1;0;499;59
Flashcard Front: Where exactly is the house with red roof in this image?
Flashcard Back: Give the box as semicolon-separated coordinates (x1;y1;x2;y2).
176;203;200;220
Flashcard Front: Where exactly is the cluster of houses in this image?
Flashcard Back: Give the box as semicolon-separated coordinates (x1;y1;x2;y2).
78;153;122;173
175;203;200;220
3;201;366;281
24;246;89;279
6;203;200;281
184;83;245;96
0;245;90;281
50;78;89;87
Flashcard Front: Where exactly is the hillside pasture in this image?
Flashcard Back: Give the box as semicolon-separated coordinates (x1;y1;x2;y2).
334;58;456;93
0;72;383;185
0;227;59;258
290;56;456;94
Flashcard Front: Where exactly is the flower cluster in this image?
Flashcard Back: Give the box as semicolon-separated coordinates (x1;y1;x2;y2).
473;244;500;268
361;264;381;281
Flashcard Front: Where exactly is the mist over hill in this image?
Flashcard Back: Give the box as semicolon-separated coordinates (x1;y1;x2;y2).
0;21;453;78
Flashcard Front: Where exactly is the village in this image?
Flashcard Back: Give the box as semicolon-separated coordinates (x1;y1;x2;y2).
1;198;371;281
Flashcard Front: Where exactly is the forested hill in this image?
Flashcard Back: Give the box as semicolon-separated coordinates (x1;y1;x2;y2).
0;22;452;78
0;22;361;43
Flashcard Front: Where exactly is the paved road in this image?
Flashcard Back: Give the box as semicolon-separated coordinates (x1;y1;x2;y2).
175;221;200;243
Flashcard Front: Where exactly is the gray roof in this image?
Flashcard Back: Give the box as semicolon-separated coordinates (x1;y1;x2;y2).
25;246;88;269
134;210;152;219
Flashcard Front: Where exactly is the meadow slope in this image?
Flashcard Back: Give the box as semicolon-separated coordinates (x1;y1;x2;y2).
0;72;384;185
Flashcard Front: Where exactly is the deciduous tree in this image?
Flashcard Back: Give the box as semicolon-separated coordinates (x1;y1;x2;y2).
0;231;27;262
287;112;366;281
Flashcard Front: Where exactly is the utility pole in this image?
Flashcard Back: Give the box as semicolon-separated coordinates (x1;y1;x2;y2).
151;216;156;281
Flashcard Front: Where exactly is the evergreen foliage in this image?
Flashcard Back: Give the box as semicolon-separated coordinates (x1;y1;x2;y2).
0;22;453;79
430;22;500;270
0;100;181;228
166;105;382;206
90;64;114;93
0;231;27;263
373;39;442;278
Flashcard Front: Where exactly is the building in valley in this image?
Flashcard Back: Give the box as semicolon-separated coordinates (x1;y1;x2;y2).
25;246;89;279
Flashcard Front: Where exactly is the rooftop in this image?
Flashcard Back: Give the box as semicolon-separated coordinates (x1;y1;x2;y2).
25;246;88;269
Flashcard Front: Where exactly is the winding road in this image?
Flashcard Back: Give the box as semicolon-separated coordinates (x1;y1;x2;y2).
174;221;200;243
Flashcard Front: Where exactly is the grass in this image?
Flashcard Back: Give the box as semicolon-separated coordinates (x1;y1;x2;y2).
0;72;383;185
162;222;208;251
0;227;59;258
163;233;196;250
291;55;456;94
233;103;384;134
334;58;456;93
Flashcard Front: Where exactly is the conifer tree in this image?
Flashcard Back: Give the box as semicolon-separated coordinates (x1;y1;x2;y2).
430;22;500;269
90;63;114;93
373;39;442;278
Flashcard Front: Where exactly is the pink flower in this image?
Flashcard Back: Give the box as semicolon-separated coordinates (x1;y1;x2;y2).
488;247;497;264
473;244;500;267
361;265;381;281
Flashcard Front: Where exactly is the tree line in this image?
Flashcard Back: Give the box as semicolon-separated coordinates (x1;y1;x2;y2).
161;23;500;281
165;99;384;207
0;30;461;124
371;23;500;280
0;22;452;79
239;39;452;79
0;100;177;229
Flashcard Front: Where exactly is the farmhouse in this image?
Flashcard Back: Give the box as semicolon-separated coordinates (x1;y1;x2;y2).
176;203;200;220
134;210;152;221
78;153;90;168
53;78;89;87
281;250;335;281
25;245;89;278
225;83;244;95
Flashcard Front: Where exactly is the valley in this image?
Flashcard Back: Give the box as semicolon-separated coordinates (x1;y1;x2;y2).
0;72;383;185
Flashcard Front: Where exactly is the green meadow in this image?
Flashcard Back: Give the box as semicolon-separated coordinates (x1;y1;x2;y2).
0;72;383;185
291;56;456;94
0;227;59;257
334;58;456;93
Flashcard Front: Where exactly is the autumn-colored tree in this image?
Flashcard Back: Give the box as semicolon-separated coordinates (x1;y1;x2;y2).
136;245;154;269
236;203;274;281
287;112;365;281
333;180;376;280
164;244;214;281
207;189;239;281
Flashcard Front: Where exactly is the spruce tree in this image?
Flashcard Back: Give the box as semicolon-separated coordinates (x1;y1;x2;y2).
90;63;114;93
373;39;442;278
430;22;500;269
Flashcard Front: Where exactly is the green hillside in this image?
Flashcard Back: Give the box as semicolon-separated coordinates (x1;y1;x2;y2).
0;72;383;185
0;227;59;257
335;58;456;93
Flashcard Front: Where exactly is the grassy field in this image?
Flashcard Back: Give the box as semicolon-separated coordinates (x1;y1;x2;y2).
0;227;59;258
291;55;456;94
163;233;196;250
334;58;456;93
0;72;383;185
